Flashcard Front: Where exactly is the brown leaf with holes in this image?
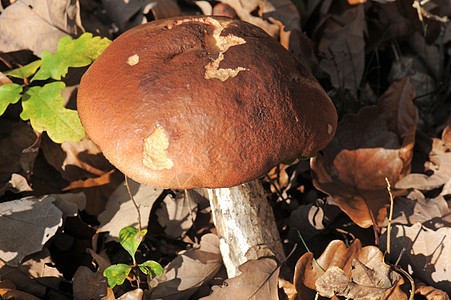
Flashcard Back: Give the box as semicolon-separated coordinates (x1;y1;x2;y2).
311;77;418;228
293;239;406;300
201;258;279;300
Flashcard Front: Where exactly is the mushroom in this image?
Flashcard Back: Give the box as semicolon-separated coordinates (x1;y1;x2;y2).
77;16;337;277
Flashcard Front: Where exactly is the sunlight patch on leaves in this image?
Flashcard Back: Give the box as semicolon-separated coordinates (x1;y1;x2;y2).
0;83;22;115
20;82;85;143
33;33;111;81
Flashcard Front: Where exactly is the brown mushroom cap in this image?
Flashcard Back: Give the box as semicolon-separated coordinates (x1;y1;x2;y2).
77;16;337;189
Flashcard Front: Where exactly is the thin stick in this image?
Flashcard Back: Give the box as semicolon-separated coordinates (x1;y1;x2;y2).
125;175;142;231
385;178;394;257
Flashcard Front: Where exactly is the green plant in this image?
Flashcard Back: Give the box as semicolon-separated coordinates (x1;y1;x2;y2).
0;33;111;143
103;226;164;289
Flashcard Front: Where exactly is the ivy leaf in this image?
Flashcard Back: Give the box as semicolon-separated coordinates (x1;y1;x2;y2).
119;226;147;265
139;260;164;278
20;81;85;143
103;264;132;289
0;83;23;115
3;60;42;79
33;33;111;81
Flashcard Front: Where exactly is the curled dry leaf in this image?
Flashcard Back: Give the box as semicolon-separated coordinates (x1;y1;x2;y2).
201;258;279;300
293;239;406;300
311;77;418;228
0;0;83;56
149;234;222;300
415;280;450;300
380;223;451;294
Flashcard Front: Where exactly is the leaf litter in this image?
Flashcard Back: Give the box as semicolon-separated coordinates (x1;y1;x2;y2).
1;0;451;299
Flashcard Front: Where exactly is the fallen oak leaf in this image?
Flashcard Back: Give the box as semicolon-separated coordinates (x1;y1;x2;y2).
294;239;406;299
201;258;279;300
316;259;398;299
0;196;62;266
311;77;418;228
380;223;451;294
0;0;83;56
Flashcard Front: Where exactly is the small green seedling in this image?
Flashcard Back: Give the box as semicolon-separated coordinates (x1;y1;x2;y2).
103;226;164;289
0;33;111;143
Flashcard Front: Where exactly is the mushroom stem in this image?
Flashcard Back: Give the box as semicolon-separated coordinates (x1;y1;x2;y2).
205;179;285;278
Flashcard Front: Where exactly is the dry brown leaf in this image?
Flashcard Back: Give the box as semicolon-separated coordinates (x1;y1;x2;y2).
415;280;450;300
315;259;399;299
0;249;62;298
156;190;197;239
0;288;41;300
118;288;143;299
202;258;279;300
98;178;167;240
279;278;297;300
101;0;180;32
40;137;113;182
149;234;222;300
311;77;417;228
72;266;108;300
396;125;451;195
0;0;83;56
380;223;451;294
313;3;366;95
390;190;451;229
294;239;406;299
0;196;62;266
288;197;342;241
218;0;280;37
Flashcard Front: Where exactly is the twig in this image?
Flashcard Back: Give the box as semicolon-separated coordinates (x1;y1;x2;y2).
385;178;394;257
125;175;142;231
392;264;415;300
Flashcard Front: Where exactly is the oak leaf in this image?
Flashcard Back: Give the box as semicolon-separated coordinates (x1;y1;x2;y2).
311;77;418;228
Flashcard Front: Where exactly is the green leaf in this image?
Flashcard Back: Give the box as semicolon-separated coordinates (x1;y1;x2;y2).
139;260;164;278
103;264;132;289
3;60;42;79
118;226;147;265
33;33;112;81
0;83;23;115
20;82;85;143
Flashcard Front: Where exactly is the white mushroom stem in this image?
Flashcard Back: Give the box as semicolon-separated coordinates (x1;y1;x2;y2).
205;179;285;278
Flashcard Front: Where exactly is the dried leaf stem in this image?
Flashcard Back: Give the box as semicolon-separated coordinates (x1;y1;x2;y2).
125;175;142;231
